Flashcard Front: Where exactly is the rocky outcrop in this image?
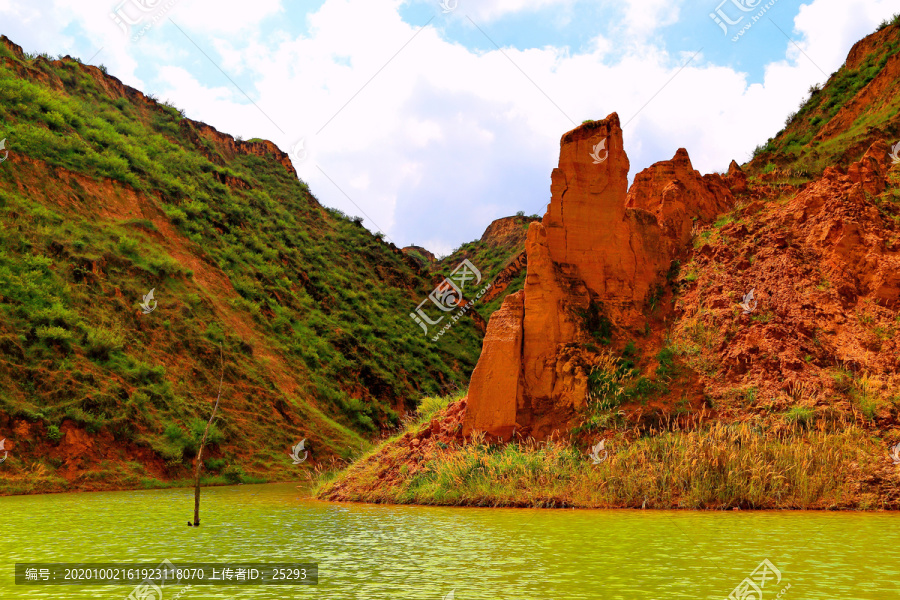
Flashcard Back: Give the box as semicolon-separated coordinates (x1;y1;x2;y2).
463;113;733;441
402;245;436;266
480;215;540;247
846;140;890;195
192;122;297;177
626;148;733;248
544;117;658;318
790;141;900;308
463;291;524;439
726;160;749;194
517;222;593;438
678;139;900;405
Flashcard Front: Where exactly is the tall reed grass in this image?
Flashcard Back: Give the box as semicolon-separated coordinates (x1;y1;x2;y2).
336;421;883;509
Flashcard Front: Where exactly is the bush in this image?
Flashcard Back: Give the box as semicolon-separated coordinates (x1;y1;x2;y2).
85;327;124;360
164;423;189;444
223;464;245;483
342;397;376;432
127;361;166;385
785;406;815;429
656;346;677;379
46;424;62;442
416;395;452;423
877;13;899;31
117;235;139;256
189;417;223;449
163;418;223;458
204;458;226;472
36;325;74;347
35;303;79;328
625;376;667;403
147;253;184;276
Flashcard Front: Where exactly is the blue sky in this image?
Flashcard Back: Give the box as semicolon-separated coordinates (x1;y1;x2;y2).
1;0;897;254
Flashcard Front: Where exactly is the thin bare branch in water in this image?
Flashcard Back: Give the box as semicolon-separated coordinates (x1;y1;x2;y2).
191;344;224;527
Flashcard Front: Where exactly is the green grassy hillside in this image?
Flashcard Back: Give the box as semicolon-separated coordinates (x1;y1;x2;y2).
747;14;900;181
438;214;538;319
0;36;486;493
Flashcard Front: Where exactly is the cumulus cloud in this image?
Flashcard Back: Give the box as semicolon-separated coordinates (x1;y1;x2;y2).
619;0;684;37
0;0;897;255
435;0;574;22
793;0;897;73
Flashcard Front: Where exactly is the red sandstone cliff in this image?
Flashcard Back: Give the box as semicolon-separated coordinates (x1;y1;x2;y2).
463;113;738;441
322;22;900;508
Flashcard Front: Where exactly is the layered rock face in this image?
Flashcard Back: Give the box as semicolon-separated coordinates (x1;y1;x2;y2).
683;139;900;396
480;215;541;247
626;148;733;247
789;141;900;310
463;113;735;441
463;291;524;440
544;116;668;322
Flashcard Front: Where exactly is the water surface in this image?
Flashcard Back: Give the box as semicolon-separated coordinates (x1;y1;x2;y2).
1;483;898;599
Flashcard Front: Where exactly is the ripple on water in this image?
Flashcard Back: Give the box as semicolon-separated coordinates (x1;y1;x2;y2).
1;484;898;599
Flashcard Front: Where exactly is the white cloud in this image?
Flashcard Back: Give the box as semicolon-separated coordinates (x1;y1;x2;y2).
349;172;370;190
456;0;574;22
173;0;283;34
793;0;897;75
0;0;898;254
619;0;684;37
405;118;444;147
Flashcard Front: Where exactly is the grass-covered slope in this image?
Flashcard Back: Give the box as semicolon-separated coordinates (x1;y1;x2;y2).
437;214;538;319
747;14;900;181
0;36;486;493
317;394;891;509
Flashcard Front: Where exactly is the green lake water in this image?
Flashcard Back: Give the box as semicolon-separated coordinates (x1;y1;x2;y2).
0;483;898;599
